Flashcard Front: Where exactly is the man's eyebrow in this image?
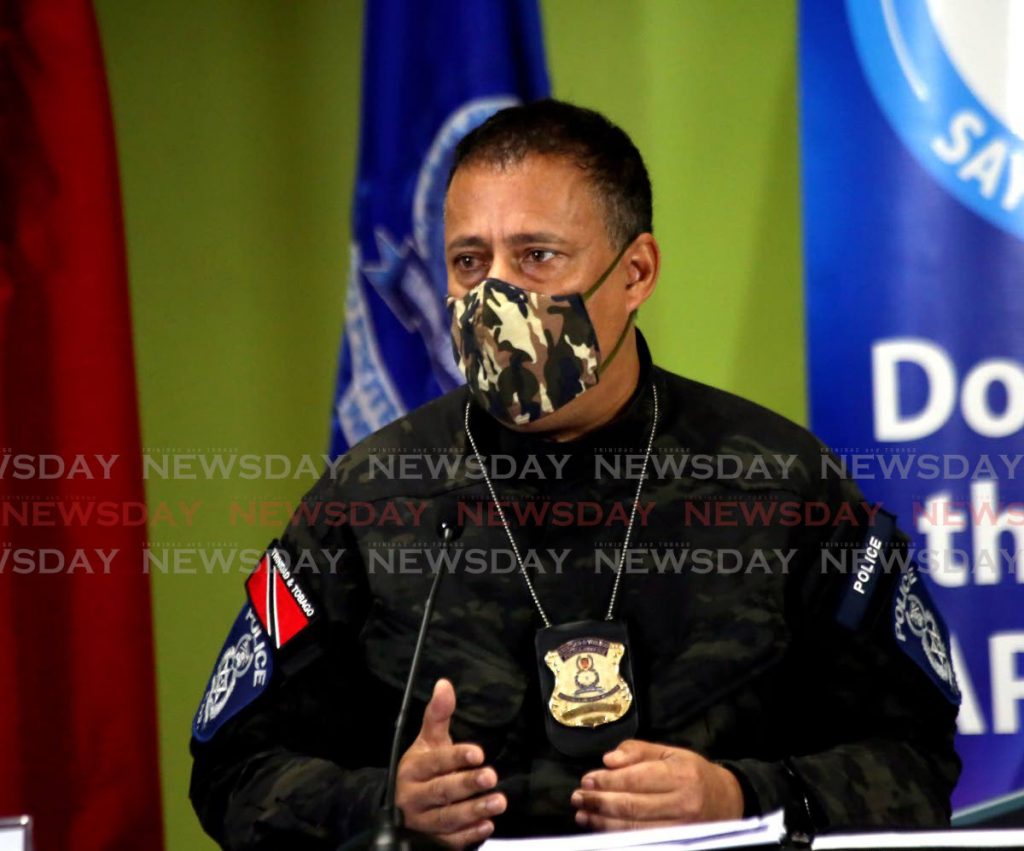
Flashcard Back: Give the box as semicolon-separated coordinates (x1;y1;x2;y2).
446;235;488;252
446;232;570;252
506;232;569;246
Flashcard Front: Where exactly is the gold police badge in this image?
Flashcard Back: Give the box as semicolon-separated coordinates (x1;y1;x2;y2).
543;636;633;728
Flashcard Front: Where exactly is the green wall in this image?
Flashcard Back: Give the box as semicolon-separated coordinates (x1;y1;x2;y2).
95;2;802;848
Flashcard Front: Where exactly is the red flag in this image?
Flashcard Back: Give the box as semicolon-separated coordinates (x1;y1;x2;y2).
0;0;164;848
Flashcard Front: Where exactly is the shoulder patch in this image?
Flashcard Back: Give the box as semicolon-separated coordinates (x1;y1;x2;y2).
891;566;961;705
245;545;317;649
835;507;897;631
193;604;273;742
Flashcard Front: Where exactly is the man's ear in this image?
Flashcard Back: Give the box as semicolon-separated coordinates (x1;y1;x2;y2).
623;233;660;312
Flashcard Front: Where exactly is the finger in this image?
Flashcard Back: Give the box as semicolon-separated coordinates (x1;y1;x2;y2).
419;679;457;747
425;792;507;836
581;760;677;794
571;789;679;822
575;809;680;832
436;819;496;849
403;766;499;811
603;739;667;768
402;743;485;783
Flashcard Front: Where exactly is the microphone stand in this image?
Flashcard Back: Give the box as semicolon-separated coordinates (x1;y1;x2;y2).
340;519;459;851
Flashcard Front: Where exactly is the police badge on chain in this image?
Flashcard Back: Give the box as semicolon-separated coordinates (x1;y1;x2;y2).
463;382;660;759
535;619;638;757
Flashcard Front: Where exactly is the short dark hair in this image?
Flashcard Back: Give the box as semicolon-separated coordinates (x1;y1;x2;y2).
447;99;653;247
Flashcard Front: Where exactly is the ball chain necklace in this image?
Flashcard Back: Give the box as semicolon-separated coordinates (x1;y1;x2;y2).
462;381;659;757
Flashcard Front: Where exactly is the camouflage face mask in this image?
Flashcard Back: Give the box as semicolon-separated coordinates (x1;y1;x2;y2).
447;245;634;426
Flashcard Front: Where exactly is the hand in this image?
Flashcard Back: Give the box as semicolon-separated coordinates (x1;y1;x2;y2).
570;739;744;831
395;679;507;848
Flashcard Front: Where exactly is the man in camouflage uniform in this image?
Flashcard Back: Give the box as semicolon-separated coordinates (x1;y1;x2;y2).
190;100;961;850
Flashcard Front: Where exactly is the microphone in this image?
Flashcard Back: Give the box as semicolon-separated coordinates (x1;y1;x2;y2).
340;509;462;851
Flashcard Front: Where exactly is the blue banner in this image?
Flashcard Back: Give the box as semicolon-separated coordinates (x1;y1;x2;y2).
800;1;1024;810
329;0;550;455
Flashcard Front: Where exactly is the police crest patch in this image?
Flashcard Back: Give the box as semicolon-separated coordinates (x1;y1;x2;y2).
892;567;961;705
192;604;273;742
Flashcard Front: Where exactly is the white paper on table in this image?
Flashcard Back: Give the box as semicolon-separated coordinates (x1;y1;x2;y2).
480;809;786;851
0;817;29;851
812;827;1024;849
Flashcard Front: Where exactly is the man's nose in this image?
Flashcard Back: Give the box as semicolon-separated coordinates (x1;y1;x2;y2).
486;256;517;283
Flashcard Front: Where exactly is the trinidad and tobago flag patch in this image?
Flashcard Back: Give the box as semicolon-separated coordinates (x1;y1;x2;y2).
245;545;317;649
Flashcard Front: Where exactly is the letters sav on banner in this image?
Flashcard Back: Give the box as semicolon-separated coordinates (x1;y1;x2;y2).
328;0;549;455
800;1;1024;810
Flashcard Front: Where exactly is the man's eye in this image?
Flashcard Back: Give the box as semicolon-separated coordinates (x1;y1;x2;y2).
525;249;557;263
454;255;481;270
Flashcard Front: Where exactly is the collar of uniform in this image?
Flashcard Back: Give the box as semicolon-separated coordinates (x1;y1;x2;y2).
463;329;660;463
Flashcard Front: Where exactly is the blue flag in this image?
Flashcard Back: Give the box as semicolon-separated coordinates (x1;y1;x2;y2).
329;0;550;455
800;1;1024;811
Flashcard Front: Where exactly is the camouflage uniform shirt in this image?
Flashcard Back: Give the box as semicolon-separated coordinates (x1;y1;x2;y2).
190;335;960;849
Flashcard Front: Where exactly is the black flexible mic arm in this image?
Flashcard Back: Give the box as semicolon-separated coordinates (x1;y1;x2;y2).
383;518;459;823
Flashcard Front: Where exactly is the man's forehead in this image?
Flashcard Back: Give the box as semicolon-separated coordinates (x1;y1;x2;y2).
444;154;605;244
450;151;583;184
447;153;598;207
